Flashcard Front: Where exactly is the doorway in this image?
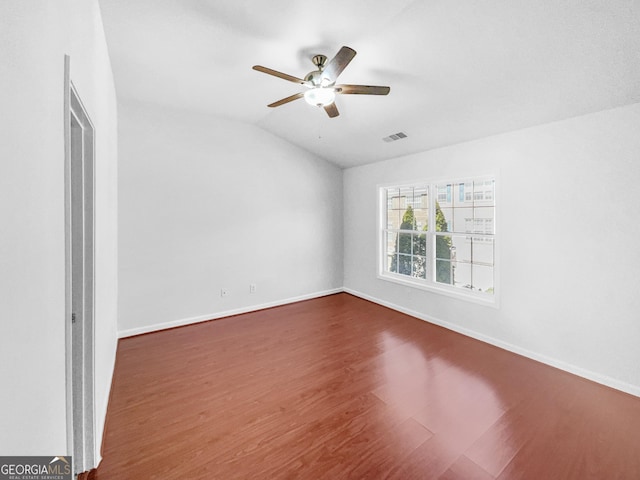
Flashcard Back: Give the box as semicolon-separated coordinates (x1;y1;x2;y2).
64;56;96;476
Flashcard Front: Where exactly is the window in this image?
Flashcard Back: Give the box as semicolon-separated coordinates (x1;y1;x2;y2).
380;176;496;303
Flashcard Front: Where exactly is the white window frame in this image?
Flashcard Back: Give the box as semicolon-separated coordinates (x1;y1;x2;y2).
378;175;499;307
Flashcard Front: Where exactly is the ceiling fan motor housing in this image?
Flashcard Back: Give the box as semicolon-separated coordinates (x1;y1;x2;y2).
305;54;333;86
312;54;328;70
304;70;326;86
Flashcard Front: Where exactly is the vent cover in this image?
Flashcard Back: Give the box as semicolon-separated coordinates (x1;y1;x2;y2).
383;132;408;142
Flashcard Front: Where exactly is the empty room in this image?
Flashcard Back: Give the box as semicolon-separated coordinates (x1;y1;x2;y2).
2;0;640;478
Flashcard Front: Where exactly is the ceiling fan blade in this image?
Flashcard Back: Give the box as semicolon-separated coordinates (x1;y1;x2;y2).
321;46;356;83
253;65;307;85
324;103;340;118
267;92;305;108
335;84;390;95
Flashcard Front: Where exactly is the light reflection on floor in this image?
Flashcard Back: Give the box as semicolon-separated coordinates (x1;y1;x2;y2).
373;330;518;466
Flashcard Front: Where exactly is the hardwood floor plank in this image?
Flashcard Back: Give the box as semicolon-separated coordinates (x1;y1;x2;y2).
95;293;640;479
465;378;573;477
440;455;495;480
495;378;640;479
387;435;462;479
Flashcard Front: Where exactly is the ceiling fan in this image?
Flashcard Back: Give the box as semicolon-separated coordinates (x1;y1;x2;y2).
252;46;390;118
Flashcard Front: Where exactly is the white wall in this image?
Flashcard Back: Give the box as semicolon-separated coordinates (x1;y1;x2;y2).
344;103;640;395
0;0;118;459
118;100;343;335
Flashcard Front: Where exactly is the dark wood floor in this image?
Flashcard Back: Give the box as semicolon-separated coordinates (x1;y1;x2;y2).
96;293;640;479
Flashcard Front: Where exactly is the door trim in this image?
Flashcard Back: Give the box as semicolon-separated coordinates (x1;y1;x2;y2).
64;54;97;475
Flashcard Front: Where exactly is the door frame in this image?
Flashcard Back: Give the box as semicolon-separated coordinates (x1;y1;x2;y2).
64;55;96;475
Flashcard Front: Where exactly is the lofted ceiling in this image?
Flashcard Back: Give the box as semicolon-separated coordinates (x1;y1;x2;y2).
98;0;640;168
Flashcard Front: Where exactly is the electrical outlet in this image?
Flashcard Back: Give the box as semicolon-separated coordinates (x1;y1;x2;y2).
249;283;257;294
221;288;229;298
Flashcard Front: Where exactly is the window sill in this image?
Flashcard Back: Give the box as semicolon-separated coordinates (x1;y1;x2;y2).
377;271;499;308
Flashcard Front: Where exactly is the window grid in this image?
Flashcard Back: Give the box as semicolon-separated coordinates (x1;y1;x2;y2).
381;177;496;299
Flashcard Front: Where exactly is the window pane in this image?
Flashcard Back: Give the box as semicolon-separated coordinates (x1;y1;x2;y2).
472;237;494;265
398;233;412;254
399;187;413;208
436;183;452;206
435;259;453;284
453;207;473;233
387;254;397;273
455;182;473;205
414;208;428;231
474;207;495;234
437;206;453;232
413;233;427;256
414;186;429;208
401;205;418;230
435;234;453;260
387;206;401;230
386;187;402;230
386;188;398;209
386;232;397;256
474;179;495;206
395;186;418;230
453;262;472;289
397;254;412;276
472;264;494;293
412;256;427;279
451;235;472;263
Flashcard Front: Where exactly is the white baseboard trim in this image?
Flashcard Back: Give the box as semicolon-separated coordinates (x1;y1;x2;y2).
117;288;343;338
344;288;640;398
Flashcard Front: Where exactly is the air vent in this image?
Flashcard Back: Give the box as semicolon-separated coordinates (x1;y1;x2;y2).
383;131;408;142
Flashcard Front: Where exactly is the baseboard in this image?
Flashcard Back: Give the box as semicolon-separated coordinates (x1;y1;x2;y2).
344;288;640;398
117;288;344;338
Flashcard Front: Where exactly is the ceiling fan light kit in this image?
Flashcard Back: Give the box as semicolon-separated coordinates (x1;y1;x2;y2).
253;46;390;118
304;87;336;107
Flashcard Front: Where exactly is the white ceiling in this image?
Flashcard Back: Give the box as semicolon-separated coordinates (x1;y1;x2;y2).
98;0;640;168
